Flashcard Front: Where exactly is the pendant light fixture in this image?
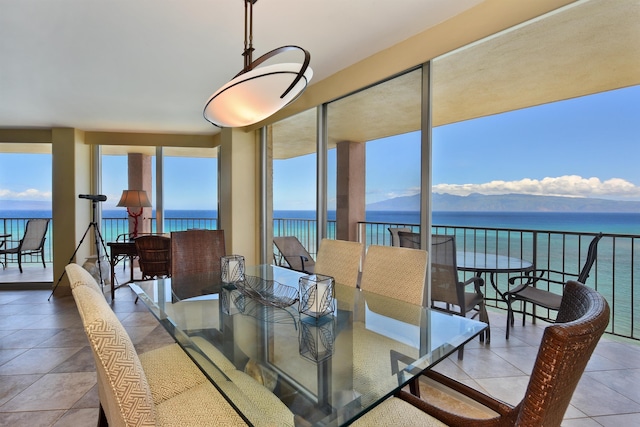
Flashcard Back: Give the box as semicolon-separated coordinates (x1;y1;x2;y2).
203;0;313;128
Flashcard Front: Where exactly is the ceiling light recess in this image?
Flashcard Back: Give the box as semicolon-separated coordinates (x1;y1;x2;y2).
203;0;313;128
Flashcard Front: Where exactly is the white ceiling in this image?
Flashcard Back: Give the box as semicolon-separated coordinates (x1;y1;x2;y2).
0;0;483;135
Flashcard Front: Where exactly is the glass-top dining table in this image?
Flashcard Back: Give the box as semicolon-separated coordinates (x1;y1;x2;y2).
130;264;487;426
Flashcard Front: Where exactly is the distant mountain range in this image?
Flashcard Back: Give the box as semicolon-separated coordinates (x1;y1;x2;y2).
367;193;640;213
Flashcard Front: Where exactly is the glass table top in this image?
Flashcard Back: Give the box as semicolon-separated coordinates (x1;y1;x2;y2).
130;264;487;426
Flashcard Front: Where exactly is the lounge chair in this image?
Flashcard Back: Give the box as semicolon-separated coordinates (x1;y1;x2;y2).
273;236;315;274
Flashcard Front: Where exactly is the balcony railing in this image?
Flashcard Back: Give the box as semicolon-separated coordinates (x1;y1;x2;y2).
2;215;638;341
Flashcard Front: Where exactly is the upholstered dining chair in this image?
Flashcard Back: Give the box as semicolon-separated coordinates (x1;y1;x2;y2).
504;232;603;339
0;218;49;273
358;280;610;427
359;245;428;305
135;234;171;280
314;238;364;287
66;263;247;427
170;229;226;278
273;236;315;274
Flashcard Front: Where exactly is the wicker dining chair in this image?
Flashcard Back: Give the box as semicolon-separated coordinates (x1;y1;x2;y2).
170;229;226;278
359;280;610;427
135;235;171;280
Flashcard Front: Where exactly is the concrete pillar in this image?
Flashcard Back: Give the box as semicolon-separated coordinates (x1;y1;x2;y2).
219;128;259;264
336;141;365;242
127;153;152;236
51;128;91;296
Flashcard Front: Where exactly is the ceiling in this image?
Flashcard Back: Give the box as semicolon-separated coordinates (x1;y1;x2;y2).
1;0;637;160
0;0;483;135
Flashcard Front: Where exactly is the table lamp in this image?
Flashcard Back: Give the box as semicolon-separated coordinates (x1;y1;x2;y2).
116;190;152;239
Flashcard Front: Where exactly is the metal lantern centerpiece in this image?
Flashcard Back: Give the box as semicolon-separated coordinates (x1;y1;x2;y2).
298;274;335;318
221;255;245;284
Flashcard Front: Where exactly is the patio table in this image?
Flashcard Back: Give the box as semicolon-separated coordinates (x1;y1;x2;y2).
457;251;534;304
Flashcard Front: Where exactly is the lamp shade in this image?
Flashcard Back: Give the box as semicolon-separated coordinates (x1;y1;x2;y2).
204;62;313;128
116;190;152;208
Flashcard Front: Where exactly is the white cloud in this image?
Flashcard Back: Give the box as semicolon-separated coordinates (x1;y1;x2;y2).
0;188;51;200
433;175;640;200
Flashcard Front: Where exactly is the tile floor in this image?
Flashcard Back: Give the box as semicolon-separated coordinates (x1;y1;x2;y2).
1;267;639;426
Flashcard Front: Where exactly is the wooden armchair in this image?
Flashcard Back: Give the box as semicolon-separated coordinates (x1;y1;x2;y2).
0;218;49;273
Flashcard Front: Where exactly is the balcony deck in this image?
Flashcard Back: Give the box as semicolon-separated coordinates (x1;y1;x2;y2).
0;267;639;425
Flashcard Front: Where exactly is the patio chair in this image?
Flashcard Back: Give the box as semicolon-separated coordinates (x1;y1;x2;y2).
359;245;427;305
314;238;363;287
0;218;49;273
273;236;315;274
361;280;609;427
170;229;226;278
135;235;171;280
504;232;603;339
388;227;412;247
398;232;489;357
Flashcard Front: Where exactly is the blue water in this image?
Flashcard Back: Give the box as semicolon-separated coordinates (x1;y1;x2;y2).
1;209;639;235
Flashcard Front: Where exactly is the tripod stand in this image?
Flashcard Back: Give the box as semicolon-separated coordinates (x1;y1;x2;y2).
49;198;110;300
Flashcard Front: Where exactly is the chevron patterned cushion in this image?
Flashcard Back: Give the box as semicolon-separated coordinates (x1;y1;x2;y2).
73;285;156;426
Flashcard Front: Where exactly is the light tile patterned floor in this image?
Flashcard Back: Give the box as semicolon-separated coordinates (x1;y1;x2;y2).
1;268;639;426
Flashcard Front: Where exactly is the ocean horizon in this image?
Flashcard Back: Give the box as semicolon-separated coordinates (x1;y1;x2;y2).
1;208;638;235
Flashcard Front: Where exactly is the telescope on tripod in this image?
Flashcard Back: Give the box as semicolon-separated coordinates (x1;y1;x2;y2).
49;194;110;300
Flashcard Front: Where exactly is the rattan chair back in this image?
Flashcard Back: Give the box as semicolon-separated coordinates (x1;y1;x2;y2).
314;238;363;287
135;235;171;279
517;280;610;425
170;229;226;278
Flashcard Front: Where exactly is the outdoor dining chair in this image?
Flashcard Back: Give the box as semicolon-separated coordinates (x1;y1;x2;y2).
0;218;49;273
504;232;603;339
397;231;489;357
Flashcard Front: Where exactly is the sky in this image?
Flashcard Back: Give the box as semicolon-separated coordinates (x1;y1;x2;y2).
1;85;639;211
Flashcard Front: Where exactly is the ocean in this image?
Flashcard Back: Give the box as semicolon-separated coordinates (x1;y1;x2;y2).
1;209;639;235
